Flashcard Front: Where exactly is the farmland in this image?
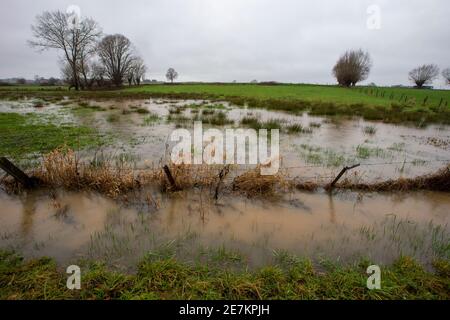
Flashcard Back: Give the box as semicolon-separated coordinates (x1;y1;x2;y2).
2;84;449;124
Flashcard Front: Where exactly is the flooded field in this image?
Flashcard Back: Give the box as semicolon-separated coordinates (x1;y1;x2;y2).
1;98;449;271
0;188;449;271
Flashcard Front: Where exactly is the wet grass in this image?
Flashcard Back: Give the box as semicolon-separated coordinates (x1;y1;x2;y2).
286;124;313;134
142;113;160;126
2;84;449;124
0;250;448;299
356;145;389;159
363;125;377;135
106;113;120;123
0;113;105;160
298;144;348;167
134;107;150;114
240;117;283;131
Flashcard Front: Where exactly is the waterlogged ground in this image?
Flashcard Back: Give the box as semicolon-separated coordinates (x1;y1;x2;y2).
1;97;449;180
0;98;449;270
0;189;448;271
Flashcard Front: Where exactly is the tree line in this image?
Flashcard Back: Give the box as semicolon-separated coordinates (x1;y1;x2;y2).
29;10;153;90
332;49;450;89
29;10;448;90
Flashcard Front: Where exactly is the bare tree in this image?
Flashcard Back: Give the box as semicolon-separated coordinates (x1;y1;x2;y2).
166;68;178;83
409;64;439;88
29;10;101;90
133;58;147;85
90;62;107;87
332;49;372;87
442;68;450;85
97;34;135;86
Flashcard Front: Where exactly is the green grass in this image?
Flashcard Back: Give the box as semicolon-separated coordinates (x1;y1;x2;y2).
0;113;105;159
142;113;160;126
0;250;448;299
124;84;450;108
287;124;313;134
1;84;450;124
240;117;284;131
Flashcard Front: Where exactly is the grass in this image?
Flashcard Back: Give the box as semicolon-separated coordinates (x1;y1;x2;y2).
0;113;105;160
123;84;450;108
1;84;449;124
298;144;347;167
286;124;313;134
356;145;388;159
142;113;160;125
106;113;120;123
363;125;377;135
135;107;150;114
240;117;283;131
0;250;448;299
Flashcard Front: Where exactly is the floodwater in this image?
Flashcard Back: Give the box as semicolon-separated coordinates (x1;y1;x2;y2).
0;98;449;270
1;97;450;181
0;188;448;270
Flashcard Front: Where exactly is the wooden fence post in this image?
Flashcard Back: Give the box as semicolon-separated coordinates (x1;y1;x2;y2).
325;164;360;191
163;165;178;191
0;157;39;189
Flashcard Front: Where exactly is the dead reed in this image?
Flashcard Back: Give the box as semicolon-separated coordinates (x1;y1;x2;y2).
0;147;448;198
336;165;450;192
232;167;287;197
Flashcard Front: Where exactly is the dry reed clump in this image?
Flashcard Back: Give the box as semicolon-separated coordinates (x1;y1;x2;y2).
293;180;320;191
337;165;450;192
35;147;139;197
146;163;229;192
231;167;287;197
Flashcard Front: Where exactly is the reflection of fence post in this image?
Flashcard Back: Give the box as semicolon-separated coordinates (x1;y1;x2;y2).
214;165;230;201
0;157;39;189
163;165;178;190
325;164;360;191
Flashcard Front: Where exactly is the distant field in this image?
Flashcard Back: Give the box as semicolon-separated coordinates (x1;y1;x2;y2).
1;83;450;123
124;84;450;108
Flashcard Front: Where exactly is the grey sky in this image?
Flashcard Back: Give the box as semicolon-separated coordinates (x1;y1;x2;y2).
0;0;449;87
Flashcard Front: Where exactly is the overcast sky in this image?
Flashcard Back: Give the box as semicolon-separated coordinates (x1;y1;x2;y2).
0;0;449;87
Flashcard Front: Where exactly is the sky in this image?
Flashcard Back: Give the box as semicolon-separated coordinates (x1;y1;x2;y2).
0;0;449;87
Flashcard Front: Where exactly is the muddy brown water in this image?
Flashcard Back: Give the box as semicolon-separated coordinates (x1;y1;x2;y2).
0;188;448;270
0;98;449;270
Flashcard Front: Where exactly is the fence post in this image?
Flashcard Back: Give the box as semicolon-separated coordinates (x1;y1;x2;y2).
0;157;39;189
214;165;230;200
163;165;178;191
325;164;360;191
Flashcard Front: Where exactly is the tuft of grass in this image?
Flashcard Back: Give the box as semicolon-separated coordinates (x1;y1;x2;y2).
142;113;160;126
0;250;449;300
135;107;150;114
286;124;313;134
240;117;283;131
106;113;120;123
356;144;387;159
363;125;377;135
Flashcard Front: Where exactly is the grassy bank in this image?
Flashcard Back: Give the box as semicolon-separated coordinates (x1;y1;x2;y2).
0;250;448;300
1;84;449;124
